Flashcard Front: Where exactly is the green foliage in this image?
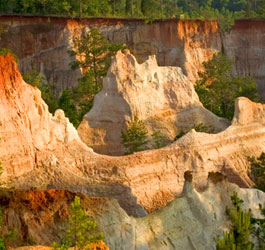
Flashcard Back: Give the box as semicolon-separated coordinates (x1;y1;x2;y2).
69;28;126;93
1;0;265;21
23;71;58;114
195;52;259;120
121;116;148;154
216;192;253;250
151;131;168;149
58;89;79;127
193;123;213;133
174;130;185;141
251;204;265;250
53;196;103;250
0;48;18;63
0;208;5;250
67;28;125;126
248;153;265;192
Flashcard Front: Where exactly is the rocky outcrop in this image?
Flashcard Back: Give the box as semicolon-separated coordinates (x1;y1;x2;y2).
2;175;265;250
78;50;229;155
1;53;265;215
233;97;265;125
0;53;84;179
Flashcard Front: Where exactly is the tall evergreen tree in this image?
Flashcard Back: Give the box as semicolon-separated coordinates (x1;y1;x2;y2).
195;53;258;120
53;196;103;250
216;192;253;250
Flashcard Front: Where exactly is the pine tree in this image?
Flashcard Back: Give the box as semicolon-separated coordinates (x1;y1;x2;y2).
53;196;103;250
68;28;125;126
69;28;125;93
216;192;254;250
195;52;258;120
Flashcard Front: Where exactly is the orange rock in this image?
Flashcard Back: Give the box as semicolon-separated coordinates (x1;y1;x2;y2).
87;241;109;250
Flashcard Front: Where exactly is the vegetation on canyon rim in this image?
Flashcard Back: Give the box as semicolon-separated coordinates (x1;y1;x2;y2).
1;0;265;30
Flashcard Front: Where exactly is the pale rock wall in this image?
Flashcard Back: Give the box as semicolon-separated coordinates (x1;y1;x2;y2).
233;97;265;125
78;50;229;155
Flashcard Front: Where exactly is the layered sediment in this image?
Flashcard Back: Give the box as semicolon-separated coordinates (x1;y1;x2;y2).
0;16;264;96
0;54;265;215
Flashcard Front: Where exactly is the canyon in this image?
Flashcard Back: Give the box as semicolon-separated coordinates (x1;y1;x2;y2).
0;16;264;97
0;53;264;215
0;16;265;250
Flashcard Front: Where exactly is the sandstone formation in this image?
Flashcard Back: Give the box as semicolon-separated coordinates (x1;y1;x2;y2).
0;53;85;179
1;53;265;215
0;16;264;97
78;50;229;155
3;175;265;250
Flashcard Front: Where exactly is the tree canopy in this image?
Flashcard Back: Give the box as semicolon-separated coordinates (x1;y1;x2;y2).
195;52;259;120
53;196;103;250
0;0;264;21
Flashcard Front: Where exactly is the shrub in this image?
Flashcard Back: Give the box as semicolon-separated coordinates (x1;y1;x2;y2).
174;123;213;140
151;131;168;149
58;89;78;127
53;196;103;250
248;153;265;192
121;116;148;154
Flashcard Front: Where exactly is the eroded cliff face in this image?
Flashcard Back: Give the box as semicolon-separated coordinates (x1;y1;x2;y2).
0;54;265;215
78;50;229;155
2;175;265;250
0;16;264;97
0;16;221;94
223;19;265;96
